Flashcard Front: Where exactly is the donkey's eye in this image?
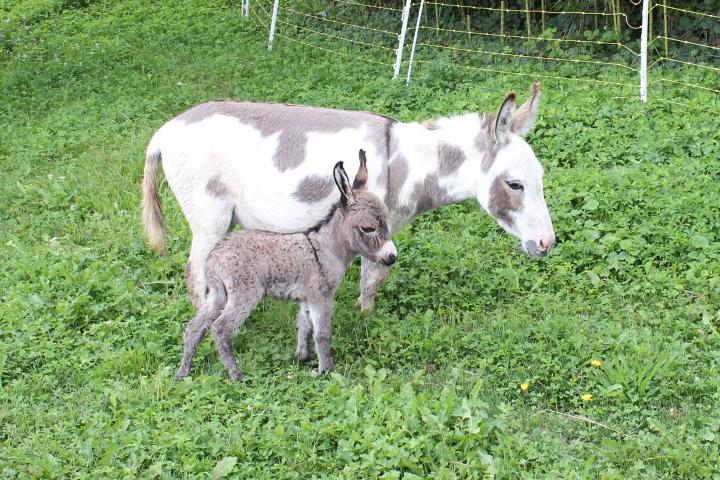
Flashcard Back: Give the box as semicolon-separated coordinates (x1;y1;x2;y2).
360;226;376;234
506;180;524;191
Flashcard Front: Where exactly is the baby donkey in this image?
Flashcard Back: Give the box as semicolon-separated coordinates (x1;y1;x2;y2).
175;150;397;381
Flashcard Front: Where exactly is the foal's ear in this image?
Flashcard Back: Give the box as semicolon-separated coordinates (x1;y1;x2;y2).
493;92;517;144
333;161;354;207
511;82;540;137
352;149;369;190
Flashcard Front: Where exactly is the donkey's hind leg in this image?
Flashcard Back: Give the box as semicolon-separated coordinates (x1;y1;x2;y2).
210;292;262;381
182;195;236;308
175;301;221;381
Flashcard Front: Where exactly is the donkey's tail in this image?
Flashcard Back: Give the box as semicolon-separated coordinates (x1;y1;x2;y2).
141;148;167;254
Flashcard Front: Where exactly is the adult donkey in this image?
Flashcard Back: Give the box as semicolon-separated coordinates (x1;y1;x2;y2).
142;82;555;310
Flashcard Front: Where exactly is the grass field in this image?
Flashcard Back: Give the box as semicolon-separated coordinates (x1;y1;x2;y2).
1;1;719;478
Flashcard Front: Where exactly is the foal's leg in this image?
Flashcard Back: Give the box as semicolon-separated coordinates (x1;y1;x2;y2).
294;302;313;362
175;303;220;381
307;299;334;374
184;204;236;308
210;292;261;381
356;257;392;311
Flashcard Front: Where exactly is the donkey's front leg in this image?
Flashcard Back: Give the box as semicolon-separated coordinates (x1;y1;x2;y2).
356;257;392;311
308;300;334;374
294;302;313;362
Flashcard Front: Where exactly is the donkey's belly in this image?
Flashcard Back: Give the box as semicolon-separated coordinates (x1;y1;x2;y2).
234;193;338;233
266;281;306;302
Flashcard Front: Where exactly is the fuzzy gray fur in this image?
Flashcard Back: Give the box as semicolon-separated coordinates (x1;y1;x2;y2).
175;154;395;381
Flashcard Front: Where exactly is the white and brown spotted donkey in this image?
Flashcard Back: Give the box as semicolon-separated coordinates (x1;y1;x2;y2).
143;83;554;310
175;151;397;381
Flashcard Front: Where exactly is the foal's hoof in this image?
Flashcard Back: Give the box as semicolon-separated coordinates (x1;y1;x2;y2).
294;349;312;363
355;296;375;312
312;361;334;376
228;371;244;382
175;369;189;382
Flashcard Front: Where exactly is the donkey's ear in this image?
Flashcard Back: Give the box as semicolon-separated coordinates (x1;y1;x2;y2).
511;82;540;137
352;149;369;190
333;161;354;207
493;92;517;144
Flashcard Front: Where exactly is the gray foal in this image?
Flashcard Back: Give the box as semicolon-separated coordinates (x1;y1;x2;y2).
175;151;397;381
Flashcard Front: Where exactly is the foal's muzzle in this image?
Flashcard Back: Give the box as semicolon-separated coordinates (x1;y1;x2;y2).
378;241;398;266
381;253;397;266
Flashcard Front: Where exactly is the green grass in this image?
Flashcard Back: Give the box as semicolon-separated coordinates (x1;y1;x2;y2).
1;1;719;478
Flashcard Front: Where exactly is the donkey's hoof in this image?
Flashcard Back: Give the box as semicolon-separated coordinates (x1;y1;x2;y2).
355;296;375;312
228;371;244;382
312;360;334;376
294;349;312;363
175;369;189;382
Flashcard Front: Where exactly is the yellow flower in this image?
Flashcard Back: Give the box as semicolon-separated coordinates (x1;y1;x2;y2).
590;360;602;368
581;393;593;402
520;383;529;392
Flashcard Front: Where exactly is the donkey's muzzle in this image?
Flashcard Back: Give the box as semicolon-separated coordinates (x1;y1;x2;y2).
381;253;397;266
378;241;398;266
524;237;555;257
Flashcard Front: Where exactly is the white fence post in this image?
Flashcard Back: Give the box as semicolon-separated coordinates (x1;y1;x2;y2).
243;0;250;17
393;0;413;79
640;0;649;102
268;0;280;52
406;0;425;85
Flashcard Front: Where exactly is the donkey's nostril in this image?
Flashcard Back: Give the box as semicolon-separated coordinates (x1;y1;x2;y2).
539;235;555;251
384;253;397;265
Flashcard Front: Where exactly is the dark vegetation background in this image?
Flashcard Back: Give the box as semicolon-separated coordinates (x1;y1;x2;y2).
1;0;719;478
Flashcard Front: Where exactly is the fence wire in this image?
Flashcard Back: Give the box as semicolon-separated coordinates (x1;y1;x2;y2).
249;0;719;109
405;0;642;97
646;2;719;108
251;0;400;69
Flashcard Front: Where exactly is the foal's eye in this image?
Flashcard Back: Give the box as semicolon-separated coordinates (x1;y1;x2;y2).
506;180;524;191
360;226;376;234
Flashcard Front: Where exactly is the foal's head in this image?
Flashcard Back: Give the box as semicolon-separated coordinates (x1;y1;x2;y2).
333;150;397;266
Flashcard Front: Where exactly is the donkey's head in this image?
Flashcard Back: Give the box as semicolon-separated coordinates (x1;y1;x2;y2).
333;150;397;266
477;83;555;257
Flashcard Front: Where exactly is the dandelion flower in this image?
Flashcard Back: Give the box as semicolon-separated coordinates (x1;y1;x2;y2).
590;360;602;368
520;383;529;392
581;393;592;402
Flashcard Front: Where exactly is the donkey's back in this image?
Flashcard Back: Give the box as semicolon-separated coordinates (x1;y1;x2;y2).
147;101;394;203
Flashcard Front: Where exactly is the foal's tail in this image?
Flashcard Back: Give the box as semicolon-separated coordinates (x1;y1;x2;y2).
141;149;167;254
206;269;228;312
